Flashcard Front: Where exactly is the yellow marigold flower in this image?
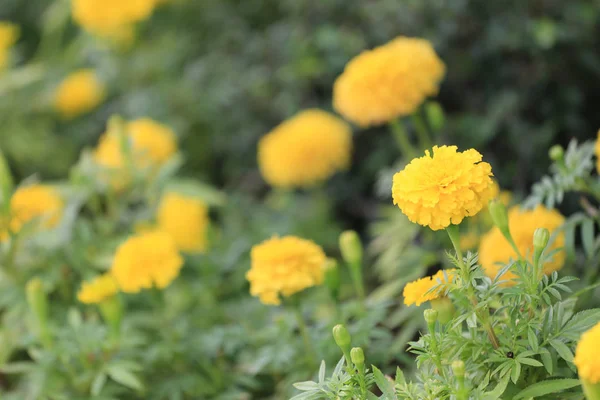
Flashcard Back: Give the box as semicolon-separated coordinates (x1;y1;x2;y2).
479;205;565;283
258;109;352;188
403;269;456;306
576;322;600;384
595;130;600;174
0;22;19;70
157;192;209;253
5;184;63;237
110;230;184;293
77;274;119;304
71;0;156;38
392;146;495;231
459;231;479;251
333;36;445;127
246;236;326;305
54;69;105;119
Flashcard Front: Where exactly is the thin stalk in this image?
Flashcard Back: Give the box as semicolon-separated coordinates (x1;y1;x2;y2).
411;112;433;149
389;119;417;158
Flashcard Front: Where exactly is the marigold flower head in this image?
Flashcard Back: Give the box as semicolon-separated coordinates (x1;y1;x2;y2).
258;109;352;188
479;205;565;283
392;146;495;231
54;69;105;119
333;36;445;127
77;273;119;304
403;269;456;306
576;322;600;384
110;230;184;293
157;192;209;253
246;236;326;305
3;184;63;238
71;0;156;38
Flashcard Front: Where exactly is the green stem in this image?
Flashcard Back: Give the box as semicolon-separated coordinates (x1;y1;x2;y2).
348;261;366;305
293;306;317;368
389;119;416;158
411;112;433;150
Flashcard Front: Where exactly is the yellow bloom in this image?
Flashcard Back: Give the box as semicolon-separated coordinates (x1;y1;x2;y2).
110;230;184;293
3;184;63;237
71;0;156;38
77;274;119;304
595;130;600;174
157;192;209;253
403;269;456;306
576;322;600;384
392;146;495;231
258;109;352;188
54;69;105;119
0;22;19;70
479;205;565;283
333;36;445;127
459;231;479;251
246;236;326;305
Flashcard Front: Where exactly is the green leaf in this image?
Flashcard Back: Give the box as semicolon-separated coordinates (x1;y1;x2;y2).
318;361;325;384
293;381;319;391
563;309;600;335
540;349;554;374
483;373;510;400
581;219;595;259
549;339;574;362
511;362;522;384
372;365;397;400
517;358;543;367
107;365;144;391
528;328;539;352
91;373;107;396
512;379;581;399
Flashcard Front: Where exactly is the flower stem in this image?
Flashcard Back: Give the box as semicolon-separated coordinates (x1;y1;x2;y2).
411;111;433;150
389;119;416;158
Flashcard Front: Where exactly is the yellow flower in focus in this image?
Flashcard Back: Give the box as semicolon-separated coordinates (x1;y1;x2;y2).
246;236;326;305
403;269;456;306
575;322;600;384
110;230;184;293
333;37;445;127
595;130;600;174
258;109;352;188
77;274;119;304
54;69;105;119
392;146;495;231
479;205;565;283
5;185;63;237
71;0;156;38
0;22;19;70
157;192;209;253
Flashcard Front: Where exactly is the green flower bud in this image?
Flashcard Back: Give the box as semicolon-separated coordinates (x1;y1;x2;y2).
452;360;466;378
424;309;438;326
339;230;363;265
549;145;564;162
323;258;341;299
350;347;365;367
488;199;509;236
332;324;351;350
425;101;445;131
430;297;456;324
533;227;550;251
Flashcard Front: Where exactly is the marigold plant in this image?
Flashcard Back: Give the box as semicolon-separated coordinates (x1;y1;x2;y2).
54;69;105;119
157;192;209;253
402;269;456;306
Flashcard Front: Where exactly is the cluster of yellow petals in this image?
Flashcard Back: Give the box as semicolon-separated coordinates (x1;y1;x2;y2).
595;130;600;174
403;269;456;306
575;322;600;384
333;36;445;127
246;236;326;305
258;109;352;188
478;205;565;283
2;185;63;238
110;230;183;293
157;192;209;253
77;273;119;304
0;22;19;70
71;0;157;39
54;69;105;119
392;146;495;231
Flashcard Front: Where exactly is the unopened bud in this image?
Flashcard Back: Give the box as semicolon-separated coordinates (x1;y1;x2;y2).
452;360;465;378
533;228;550;251
332;324;351;350
488;199;510;237
424;309;438;325
549;145;564;162
430;297;456;324
350;347;365;367
339;230;363;265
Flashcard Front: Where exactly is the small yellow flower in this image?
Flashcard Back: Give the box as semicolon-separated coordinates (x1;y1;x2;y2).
576;322;600;384
77;274;119;304
258;109;352;188
403;269;456;306
54;69;105;119
157;192;209;253
3;184;63;237
333;36;445;127
392;146;495;231
110;230;184;293
246;236;326;305
595;130;600;174
479;205;565;283
0;22;19;70
71;0;156;39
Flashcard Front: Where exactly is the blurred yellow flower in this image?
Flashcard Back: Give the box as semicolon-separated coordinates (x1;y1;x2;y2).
479;205;565;283
333;37;445;127
110;230;184;293
0;22;19;70
403;269;456;306
459;231;479;251
392;146;495;231
77;273;119;304
54;69;105;119
258;109;352;188
157;192;209;253
575;322;600;384
71;0;156;38
595;130;600;173
246;236;326;305
2;184;63;238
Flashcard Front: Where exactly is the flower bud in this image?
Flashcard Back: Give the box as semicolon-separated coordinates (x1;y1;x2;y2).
323;258;341;299
339;230;363;265
424;309;438;328
452;360;465;378
425;101;445;131
430;297;455;324
350;347;365;367
549;145;564;162
533;227;550;251
488;199;509;234
332;324;351;350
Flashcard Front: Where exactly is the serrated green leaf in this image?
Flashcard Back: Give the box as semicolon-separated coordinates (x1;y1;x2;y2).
518;358;543;367
107;365;144;391
91;373;107;396
528;329;539;352
582;219;595;259
540;349;554;374
513;379;580;399
549;339;574;362
372;365;397;400
511;362;521;384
